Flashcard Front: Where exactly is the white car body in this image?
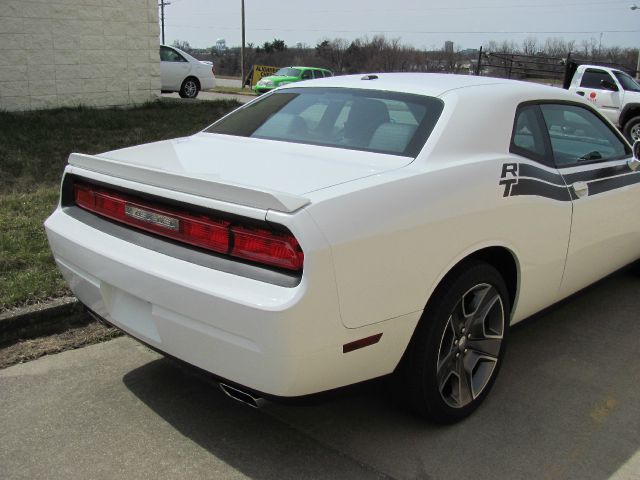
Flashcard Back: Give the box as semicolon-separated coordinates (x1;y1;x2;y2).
160;45;215;97
45;74;640;412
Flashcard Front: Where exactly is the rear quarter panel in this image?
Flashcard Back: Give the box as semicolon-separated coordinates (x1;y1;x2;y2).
305;88;573;329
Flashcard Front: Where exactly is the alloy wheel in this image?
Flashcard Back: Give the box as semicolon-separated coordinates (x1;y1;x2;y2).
436;283;505;409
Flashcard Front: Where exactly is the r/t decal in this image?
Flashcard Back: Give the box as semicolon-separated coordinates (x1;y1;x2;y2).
499;162;519;197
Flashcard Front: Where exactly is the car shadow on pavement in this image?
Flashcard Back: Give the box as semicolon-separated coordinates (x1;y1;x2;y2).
122;354;394;479
123;269;640;480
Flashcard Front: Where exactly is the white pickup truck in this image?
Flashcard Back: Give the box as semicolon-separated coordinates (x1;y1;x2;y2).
566;64;640;143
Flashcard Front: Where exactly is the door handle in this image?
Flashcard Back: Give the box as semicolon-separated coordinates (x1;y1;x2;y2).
572;181;588;198
576;91;585;96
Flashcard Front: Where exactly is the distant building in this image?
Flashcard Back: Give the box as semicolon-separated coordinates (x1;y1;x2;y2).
444;41;454;53
0;0;160;111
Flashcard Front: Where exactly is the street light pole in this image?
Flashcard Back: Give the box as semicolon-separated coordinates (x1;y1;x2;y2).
240;0;246;88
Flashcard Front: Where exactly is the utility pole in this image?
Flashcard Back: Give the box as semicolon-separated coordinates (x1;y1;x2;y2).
159;1;171;45
632;4;640;79
240;0;246;88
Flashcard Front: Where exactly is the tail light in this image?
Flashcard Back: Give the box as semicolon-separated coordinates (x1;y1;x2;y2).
231;225;303;271
74;182;303;271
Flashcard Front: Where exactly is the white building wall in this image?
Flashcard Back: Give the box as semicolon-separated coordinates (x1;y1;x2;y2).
0;0;160;111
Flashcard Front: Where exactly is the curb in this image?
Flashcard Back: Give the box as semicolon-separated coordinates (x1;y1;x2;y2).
0;297;91;344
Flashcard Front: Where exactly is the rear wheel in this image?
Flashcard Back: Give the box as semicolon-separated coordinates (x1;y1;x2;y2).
623;116;640;144
179;77;200;98
396;261;510;423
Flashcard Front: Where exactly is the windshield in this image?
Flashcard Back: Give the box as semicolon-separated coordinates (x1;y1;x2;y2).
205;87;444;157
275;68;301;77
613;71;640;92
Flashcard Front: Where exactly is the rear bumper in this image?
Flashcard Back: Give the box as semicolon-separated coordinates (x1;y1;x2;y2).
199;74;216;90
45;206;416;396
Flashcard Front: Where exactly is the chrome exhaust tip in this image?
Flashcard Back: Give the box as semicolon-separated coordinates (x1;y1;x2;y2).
219;383;264;408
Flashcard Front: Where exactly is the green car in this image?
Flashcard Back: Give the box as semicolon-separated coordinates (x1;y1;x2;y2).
253;66;333;94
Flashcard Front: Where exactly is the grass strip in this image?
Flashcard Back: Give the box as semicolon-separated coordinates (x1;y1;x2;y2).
1;99;240;310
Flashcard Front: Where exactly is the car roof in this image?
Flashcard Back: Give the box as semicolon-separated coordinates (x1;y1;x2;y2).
290;66;331;71
279;72;576;100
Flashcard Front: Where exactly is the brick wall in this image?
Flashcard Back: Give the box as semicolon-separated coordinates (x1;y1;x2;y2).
0;0;160;111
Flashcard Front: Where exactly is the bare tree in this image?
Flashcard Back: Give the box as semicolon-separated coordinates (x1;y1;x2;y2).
521;37;538;55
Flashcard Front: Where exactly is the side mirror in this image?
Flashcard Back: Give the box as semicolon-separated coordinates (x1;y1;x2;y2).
600;79;619;92
629;140;640;171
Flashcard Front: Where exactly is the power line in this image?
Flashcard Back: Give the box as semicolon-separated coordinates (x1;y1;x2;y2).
165;24;640;35
182;0;631;16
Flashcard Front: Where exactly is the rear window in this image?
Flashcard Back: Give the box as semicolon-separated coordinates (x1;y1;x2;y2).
205;87;444;157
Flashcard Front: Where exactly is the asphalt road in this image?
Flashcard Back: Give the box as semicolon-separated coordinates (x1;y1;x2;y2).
1;269;639;480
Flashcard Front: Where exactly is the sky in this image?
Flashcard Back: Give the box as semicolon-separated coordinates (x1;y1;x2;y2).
162;0;640;51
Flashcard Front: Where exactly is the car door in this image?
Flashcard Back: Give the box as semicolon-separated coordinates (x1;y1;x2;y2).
504;104;574;317
538;102;640;297
575;68;623;125
160;46;190;90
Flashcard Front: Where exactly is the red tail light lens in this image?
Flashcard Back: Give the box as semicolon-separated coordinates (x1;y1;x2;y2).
74;183;229;253
231;225;304;271
73;182;303;271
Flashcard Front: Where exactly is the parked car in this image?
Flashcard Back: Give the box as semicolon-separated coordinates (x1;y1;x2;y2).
566;64;640;142
45;74;640;423
253;66;333;94
160;45;215;98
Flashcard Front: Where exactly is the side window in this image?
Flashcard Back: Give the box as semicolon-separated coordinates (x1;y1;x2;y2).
540;104;629;167
579;69;615;89
301;69;313;80
160;47;186;62
510;105;549;164
324;71;333;77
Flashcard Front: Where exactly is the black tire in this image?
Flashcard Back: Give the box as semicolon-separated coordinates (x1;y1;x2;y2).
395;260;511;423
622;115;640;144
179;77;200;99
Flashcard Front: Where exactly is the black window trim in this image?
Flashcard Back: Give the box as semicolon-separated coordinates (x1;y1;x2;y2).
511;99;631;169
509;103;554;167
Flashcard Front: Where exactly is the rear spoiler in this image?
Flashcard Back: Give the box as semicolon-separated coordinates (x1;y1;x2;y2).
67;153;310;213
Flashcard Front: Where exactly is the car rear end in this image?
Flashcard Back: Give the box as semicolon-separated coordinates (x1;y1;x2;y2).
195;60;216;90
44;81;446;398
44;154;397;398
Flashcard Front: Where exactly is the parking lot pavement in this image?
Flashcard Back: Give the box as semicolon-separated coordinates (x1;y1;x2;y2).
1;269;639;480
216;77;242;88
161;91;253;103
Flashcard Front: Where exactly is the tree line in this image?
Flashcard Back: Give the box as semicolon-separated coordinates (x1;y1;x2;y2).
172;35;639;80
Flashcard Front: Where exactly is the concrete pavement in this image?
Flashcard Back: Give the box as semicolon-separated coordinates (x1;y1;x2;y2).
215;77;242;89
161;91;253;104
1;269;639;479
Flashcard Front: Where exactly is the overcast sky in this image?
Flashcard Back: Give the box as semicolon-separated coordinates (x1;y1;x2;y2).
163;0;640;51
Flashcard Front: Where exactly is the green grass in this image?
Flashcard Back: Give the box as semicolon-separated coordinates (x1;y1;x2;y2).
0;99;240;310
0;99;240;190
0;187;67;310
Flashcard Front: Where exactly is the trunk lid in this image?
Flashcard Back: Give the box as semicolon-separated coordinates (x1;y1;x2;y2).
72;133;410;212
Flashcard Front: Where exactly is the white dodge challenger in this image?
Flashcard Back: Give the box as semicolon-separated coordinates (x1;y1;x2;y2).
45;74;640;423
